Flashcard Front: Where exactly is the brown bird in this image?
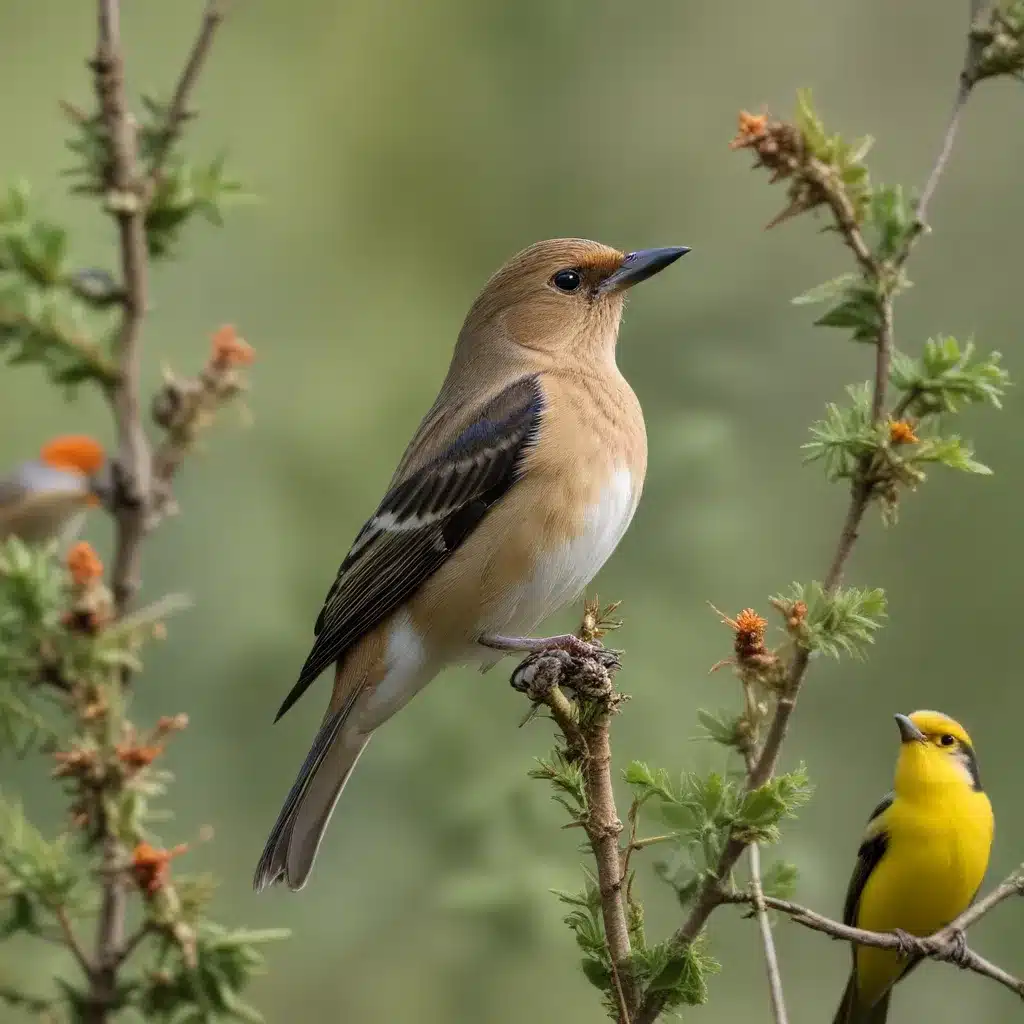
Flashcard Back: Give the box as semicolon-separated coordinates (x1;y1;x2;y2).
254;238;689;892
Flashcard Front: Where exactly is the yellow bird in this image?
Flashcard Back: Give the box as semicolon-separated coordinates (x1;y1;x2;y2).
254;238;689;892
833;710;994;1023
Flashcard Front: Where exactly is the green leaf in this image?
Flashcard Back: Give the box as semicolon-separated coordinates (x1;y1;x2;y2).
813;283;883;342
623;760;654;786
580;957;611;991
792;272;859;306
869;183;915;260
793;89;873;221
695;708;744;748
912;434;992;475
736;766;813;842
637;936;720;1008
803;381;879;481
761;860;800;901
773;582;887;659
890;337;1010;416
0;790;83;910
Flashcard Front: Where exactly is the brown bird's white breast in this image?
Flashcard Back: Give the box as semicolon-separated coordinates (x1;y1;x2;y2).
480;465;637;638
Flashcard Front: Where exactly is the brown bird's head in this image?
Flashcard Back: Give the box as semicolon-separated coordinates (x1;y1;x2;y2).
458;238;689;363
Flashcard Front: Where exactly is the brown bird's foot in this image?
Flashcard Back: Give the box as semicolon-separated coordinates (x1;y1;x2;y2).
480;632;602;659
945;928;970;967
891;929;921;960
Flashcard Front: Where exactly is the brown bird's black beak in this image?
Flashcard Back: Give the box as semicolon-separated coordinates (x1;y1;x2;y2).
894;713;927;743
597;246;691;295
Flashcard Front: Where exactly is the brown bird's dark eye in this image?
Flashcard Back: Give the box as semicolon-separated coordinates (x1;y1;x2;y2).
940;734;955;746
552;269;582;292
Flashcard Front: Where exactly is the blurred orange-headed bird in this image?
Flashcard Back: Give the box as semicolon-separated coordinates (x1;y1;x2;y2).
0;435;106;545
254;238;689;892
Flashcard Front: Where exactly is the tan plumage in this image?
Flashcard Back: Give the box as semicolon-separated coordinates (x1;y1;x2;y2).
255;238;689;892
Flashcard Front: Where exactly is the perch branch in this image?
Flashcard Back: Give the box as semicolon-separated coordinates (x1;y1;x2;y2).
512;644;635;1021
724;867;1024;1001
634;6;987;1022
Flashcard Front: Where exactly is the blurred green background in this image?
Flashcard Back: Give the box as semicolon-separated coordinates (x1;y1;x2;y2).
2;1;1023;1021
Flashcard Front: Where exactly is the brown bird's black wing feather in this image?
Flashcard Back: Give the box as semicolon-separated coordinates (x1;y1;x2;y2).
273;374;544;722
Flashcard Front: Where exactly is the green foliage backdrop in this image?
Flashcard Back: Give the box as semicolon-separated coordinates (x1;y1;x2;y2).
1;2;1022;1021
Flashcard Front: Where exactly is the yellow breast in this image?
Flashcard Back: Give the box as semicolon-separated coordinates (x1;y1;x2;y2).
854;787;993;1004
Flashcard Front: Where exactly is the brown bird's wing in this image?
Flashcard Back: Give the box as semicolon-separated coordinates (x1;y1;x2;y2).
273;374;544;721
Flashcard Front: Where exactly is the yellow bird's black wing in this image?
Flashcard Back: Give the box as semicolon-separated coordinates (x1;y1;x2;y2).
832;795;896;1024
273;374;544;721
842;794;892;927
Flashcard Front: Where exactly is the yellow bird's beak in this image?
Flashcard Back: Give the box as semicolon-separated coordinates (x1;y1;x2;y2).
894;713;926;743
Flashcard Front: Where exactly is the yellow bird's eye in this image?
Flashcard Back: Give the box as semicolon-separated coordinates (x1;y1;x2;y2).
939;733;956;747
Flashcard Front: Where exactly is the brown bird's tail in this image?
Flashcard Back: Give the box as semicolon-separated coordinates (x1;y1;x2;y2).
253;709;371;892
832;973;891;1024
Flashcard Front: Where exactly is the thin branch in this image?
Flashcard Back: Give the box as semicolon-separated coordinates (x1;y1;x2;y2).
86;837;126;1024
145;0;228;188
93;0;151;613
747;843;789;1024
114;922;152;968
83;3;227;1020
801;157;875;276
914;0;989;231
581;702;636;1017
724;867;1024;1001
634;6;987;1021
53;904;95;979
514;647;635;1021
90;3;146;1013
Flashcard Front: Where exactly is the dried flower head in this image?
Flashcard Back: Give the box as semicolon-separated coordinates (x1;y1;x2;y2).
52;747;98;780
156;713;189;735
732;608;768;656
709;602;781;677
729;110;769;150
888;419;919;445
579;595;622;643
115;742;164;770
67;542;103;586
131;842;189;895
769;595;811;639
210;324;254;369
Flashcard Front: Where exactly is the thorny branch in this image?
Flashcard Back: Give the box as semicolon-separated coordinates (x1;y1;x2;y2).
93;0;230;613
632;5;999;1023
511;629;636;1022
93;0;151;614
724;867;1024;1002
84;3;229;1021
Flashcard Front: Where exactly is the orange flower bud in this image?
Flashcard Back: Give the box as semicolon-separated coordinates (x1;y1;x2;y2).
210;324;254;369
67;542;103;586
888;419;919;445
